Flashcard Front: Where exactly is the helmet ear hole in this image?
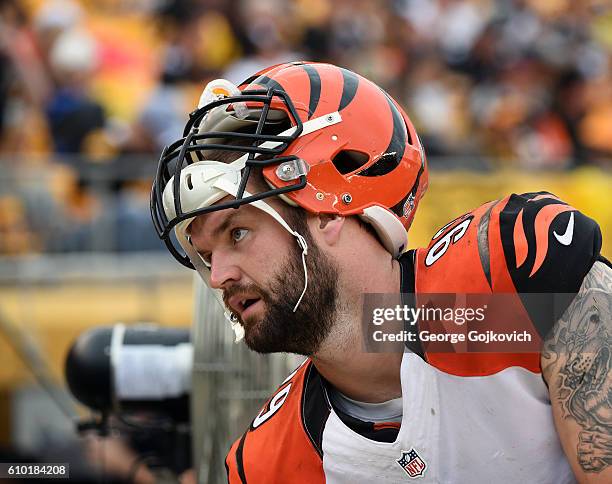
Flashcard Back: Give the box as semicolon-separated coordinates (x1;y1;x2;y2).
332;150;370;175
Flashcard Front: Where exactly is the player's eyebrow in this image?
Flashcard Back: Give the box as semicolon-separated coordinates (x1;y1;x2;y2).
210;211;241;240
186;209;243;252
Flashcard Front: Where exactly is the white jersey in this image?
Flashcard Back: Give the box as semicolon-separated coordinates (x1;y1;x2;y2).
321;351;574;483
225;352;574;483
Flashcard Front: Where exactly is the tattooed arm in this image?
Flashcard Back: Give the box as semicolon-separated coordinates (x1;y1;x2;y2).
542;260;612;483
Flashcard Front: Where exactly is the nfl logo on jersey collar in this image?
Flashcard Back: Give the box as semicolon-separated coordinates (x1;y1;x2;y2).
397;448;428;479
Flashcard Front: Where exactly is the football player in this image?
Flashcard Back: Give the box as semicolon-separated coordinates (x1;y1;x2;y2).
151;63;611;483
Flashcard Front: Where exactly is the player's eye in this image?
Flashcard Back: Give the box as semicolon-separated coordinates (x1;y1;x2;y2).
231;228;248;244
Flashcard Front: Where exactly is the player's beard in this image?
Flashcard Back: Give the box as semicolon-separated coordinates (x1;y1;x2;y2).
224;232;339;356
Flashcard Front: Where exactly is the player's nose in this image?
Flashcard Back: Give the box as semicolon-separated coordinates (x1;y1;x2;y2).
208;253;242;290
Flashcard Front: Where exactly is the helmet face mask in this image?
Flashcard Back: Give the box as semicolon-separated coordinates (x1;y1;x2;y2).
151;62;429;271
150;87;308;268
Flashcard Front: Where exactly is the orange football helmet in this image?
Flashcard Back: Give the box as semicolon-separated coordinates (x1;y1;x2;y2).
151;62;428;269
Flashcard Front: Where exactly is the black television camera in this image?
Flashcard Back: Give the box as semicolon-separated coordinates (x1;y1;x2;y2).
65;324;192;479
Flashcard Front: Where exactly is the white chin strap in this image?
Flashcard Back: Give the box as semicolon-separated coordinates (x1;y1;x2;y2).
214;177;311;315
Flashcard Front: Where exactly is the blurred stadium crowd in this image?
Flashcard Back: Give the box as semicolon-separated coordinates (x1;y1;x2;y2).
0;0;611;256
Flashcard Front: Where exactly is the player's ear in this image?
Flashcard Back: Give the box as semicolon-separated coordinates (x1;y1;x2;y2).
312;214;346;247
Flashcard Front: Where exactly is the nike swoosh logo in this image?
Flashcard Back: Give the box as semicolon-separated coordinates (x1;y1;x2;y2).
553;212;574;246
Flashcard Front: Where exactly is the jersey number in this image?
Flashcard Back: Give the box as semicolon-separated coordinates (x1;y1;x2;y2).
425;217;473;266
252;383;292;428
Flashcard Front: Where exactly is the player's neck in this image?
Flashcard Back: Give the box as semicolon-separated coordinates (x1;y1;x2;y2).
312;351;403;403
311;256;404;403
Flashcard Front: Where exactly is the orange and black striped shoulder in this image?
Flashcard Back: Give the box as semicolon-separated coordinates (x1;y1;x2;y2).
225;360;329;484
497;191;602;294
412;192;602;377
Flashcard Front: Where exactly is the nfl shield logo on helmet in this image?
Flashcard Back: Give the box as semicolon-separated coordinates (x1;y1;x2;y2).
396;448;427;479
402;193;416;219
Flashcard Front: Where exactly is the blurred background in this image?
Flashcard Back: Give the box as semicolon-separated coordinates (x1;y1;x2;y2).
0;0;610;482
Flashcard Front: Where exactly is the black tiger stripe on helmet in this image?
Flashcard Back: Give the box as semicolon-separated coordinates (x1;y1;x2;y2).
356;90;408;178
338;68;359;112
301;64;322;119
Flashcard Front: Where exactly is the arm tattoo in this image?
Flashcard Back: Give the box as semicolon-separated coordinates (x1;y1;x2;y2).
541;261;612;474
